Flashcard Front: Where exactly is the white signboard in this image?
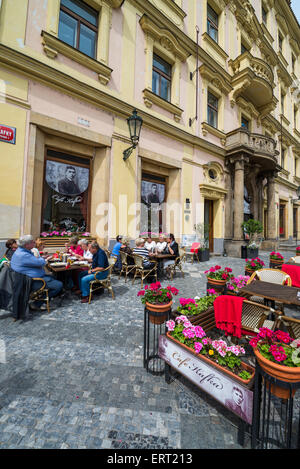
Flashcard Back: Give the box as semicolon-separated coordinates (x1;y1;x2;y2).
159;335;253;424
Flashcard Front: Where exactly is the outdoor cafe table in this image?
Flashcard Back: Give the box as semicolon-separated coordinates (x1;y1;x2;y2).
239;281;300;308
47;261;89;287
151;254;174;279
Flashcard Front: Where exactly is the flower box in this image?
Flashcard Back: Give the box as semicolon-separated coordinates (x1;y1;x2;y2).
171;306;215;329
159;333;254;424
269;252;284;269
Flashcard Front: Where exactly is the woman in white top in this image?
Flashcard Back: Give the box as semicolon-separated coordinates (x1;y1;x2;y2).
75;239;93;263
155;234;167;253
144;236;156;252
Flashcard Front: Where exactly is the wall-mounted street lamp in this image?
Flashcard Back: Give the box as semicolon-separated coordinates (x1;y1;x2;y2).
123;108;143;161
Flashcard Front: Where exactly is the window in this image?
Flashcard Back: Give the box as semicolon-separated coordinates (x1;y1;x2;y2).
152;54;172;102
292;54;296;74
295;106;298;129
207;91;218;128
281;149;285;168
241;116;250;130
207;4;218;43
278;33;283;52
262;6;267;25
58;0;98;58
281;92;285;115
42;149;91;233
241;42;248;54
141;173;166;234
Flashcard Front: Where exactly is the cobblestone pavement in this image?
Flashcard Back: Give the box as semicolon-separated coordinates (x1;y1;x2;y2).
0;250;299;449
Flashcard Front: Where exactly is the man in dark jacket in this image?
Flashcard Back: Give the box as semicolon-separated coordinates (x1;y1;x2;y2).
0;266;32;321
76;242;109;303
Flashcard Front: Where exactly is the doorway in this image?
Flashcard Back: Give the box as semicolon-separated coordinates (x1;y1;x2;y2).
279;203;286;238
204;199;214;252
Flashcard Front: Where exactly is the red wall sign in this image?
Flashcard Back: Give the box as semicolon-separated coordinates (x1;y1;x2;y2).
0;125;16;144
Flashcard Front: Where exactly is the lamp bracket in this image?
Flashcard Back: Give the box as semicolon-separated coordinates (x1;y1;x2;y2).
123;144;136;161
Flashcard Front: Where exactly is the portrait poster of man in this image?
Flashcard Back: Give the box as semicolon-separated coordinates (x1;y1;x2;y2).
141;179;165;233
46;160;89;196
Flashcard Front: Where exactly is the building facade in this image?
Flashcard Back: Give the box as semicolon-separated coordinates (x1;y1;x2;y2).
0;0;299;255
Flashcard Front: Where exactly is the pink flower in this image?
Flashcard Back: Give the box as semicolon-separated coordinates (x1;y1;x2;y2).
194;342;203;354
166;320;175;331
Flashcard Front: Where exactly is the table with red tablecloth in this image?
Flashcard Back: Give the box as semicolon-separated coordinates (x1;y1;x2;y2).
281;264;300;288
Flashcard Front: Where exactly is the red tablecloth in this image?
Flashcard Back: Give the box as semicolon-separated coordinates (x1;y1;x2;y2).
281;264;300;288
190;242;200;253
214;295;245;338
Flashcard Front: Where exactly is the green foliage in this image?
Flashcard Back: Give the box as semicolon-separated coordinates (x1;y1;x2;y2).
241;219;263;236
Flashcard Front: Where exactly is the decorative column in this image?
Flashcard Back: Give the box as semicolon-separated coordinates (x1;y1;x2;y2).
233;157;245;241
267;173;276;240
224;165;233;239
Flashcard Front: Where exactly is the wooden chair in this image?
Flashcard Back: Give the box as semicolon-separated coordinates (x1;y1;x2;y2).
104;249;111;258
274;314;300;340
119;251;136;282
169;249;185;280
30;278;50;313
88;263;115;303
132;254;157;288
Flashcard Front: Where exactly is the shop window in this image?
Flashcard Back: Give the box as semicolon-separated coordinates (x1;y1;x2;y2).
207;91;218;128
42;149;91;233
141;173;166;235
152;54;172;102
58;0;98;58
207;4;218;43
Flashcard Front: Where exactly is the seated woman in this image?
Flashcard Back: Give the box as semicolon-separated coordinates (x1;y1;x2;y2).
155;234;167;254
4;239;18;261
132;238;154;269
74;239;93;263
111;235;122;259
77;242;109;303
144;236;156;252
65;235;84;257
163;233;179;277
114;236;134;271
31;238;45;258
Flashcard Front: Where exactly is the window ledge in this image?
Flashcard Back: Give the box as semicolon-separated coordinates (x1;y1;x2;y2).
280;113;290;127
143;89;183;123
261;23;274;44
201;32;228;62
278;50;288;69
294;128;300;139
41;31;112;85
201;122;226;145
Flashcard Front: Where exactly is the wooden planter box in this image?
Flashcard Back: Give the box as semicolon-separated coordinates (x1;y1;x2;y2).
269;259;284;269
42;236;95;250
171;306;215;330
159;334;254;425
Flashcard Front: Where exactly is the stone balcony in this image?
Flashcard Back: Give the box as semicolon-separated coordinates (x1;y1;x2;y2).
225;128;280;171
229;52;277;115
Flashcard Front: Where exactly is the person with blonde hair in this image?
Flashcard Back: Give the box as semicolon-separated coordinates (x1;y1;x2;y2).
132;238;154;268
156;233;167;254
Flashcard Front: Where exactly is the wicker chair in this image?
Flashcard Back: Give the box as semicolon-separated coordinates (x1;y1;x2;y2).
246;268;292;310
169;249;185;280
132;254;157;288
88;263;115;303
288;256;300;263
274;314;300;340
30;278;50;313
119;251;136;282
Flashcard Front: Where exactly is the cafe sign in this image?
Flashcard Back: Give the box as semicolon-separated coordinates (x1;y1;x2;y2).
0;125;16;144
159;335;253;424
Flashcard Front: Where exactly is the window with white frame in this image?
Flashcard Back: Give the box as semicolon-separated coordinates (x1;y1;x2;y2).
207;4;218;43
207;91;218;128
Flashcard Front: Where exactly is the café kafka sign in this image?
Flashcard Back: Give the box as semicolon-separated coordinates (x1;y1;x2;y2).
0;125;16;144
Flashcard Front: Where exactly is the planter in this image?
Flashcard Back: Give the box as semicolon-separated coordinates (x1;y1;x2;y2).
245;267;256;277
247;248;259;258
206;278;226;294
167;332;255;387
241;245;248;259
146;300;172;325
269;258;284;269
254;348;300;399
198;249;210;262
171;306;215;330
224;286;239;296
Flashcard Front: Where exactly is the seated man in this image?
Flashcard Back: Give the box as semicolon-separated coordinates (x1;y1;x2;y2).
132;238;154;269
10;235;63;310
163;233;179;278
77;241;109;303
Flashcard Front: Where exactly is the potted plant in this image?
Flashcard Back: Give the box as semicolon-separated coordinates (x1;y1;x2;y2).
204;265;234;293
250;328;300;399
225;275;250;295
296;246;300;256
241;219;263;258
245;257;265;276
173;290;218;324
166;315;255;385
269;251;284;269
138;282;179;324
194;222;210;261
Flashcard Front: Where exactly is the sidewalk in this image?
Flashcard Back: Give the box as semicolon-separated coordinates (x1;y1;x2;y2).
0;250;298;449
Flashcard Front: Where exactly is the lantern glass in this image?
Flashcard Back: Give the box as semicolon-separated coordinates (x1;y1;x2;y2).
127;109;143;146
